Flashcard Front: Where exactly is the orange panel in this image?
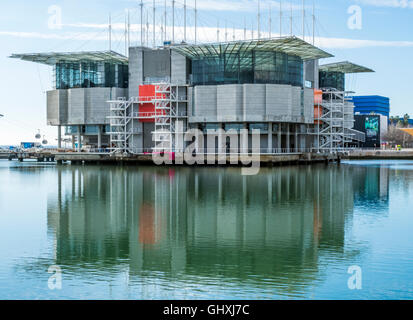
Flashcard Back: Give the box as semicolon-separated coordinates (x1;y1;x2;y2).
314;89;323;124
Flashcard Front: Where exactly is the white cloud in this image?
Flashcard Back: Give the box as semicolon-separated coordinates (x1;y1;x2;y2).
355;0;413;8
124;0;306;12
2;26;413;50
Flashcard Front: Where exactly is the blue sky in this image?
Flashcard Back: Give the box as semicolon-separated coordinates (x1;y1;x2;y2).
0;0;412;145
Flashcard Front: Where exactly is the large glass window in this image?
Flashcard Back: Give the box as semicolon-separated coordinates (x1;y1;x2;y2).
319;71;345;91
55;61;128;89
191;51;303;87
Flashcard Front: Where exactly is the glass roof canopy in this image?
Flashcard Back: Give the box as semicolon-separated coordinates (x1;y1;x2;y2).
319;61;374;73
9;51;128;65
171;36;333;61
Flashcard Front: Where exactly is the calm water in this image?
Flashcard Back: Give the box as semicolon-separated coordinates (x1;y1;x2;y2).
0;159;413;300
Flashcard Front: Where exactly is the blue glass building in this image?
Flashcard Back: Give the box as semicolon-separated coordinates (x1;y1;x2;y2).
352;96;390;118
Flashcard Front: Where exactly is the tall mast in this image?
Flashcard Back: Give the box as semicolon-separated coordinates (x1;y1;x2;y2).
269;4;272;39
312;1;315;45
140;0;143;46
153;0;156;47
184;0;187;42
244;17;246;40
225;20;227;42
127;9;130;52
124;13;127;55
172;0;175;43
164;0;167;42
195;0;197;44
146;10;149;46
109;14;112;51
279;1;282;37
290;2;293;36
217;20;220;42
257;0;261;39
303;0;305;40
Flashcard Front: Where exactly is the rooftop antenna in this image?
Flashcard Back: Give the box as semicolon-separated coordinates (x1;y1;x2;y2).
146;10;149;46
153;0;156;47
244;17;246;40
127;10;130;53
258;0;261;39
279;1;282;37
269;4;272;39
225;20;227;42
303;0;305;41
217;20;220;42
109;14;112;51
312;0;315;45
195;0;197;44
140;0;143;46
233;24;235;41
124;13;127;55
184;0;187;42
251;21;254;39
164;0;167;42
172;0;175;43
290;2;293;36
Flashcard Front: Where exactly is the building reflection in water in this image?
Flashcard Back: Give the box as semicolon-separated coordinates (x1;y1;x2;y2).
46;163;390;296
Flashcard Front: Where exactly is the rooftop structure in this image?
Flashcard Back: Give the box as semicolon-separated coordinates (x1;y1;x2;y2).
319;61;374;74
172;37;333;61
319;61;374;92
10;51;128;65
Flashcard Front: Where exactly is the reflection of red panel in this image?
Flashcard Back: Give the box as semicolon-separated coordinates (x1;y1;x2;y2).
138;85;168;122
139;204;156;245
314;90;323;125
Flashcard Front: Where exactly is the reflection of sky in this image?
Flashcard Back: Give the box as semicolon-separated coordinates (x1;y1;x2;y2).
1;160;413;299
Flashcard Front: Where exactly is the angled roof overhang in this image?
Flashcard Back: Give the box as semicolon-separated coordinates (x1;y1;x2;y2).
171;36;333;61
319;61;374;73
9;50;128;65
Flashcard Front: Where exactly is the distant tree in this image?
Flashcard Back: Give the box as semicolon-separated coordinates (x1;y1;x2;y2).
403;114;410;128
383;125;413;148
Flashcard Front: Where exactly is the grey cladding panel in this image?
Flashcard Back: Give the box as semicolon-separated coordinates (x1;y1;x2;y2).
193;86;217;119
171;51;187;85
143;49;171;80
129;47;144;97
217;85;243;122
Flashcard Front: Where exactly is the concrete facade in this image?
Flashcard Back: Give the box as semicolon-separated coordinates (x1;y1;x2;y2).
47;87;127;126
189;84;314;124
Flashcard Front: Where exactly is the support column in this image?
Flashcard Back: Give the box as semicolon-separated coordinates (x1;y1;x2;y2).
295;124;299;153
72;135;75;151
286;124;290;153
98;125;102;149
77;126;81;152
57;125;62;149
267;122;273;154
277;123;282;153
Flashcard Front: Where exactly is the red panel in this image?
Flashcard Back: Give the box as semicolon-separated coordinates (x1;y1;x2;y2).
139;85;155;122
314;89;323;125
138;85;168;122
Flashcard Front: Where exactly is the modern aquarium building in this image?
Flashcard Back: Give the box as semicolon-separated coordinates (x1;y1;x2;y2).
11;37;373;154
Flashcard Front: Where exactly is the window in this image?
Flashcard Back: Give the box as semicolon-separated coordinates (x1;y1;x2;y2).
191;51;303;87
56;61;128;89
